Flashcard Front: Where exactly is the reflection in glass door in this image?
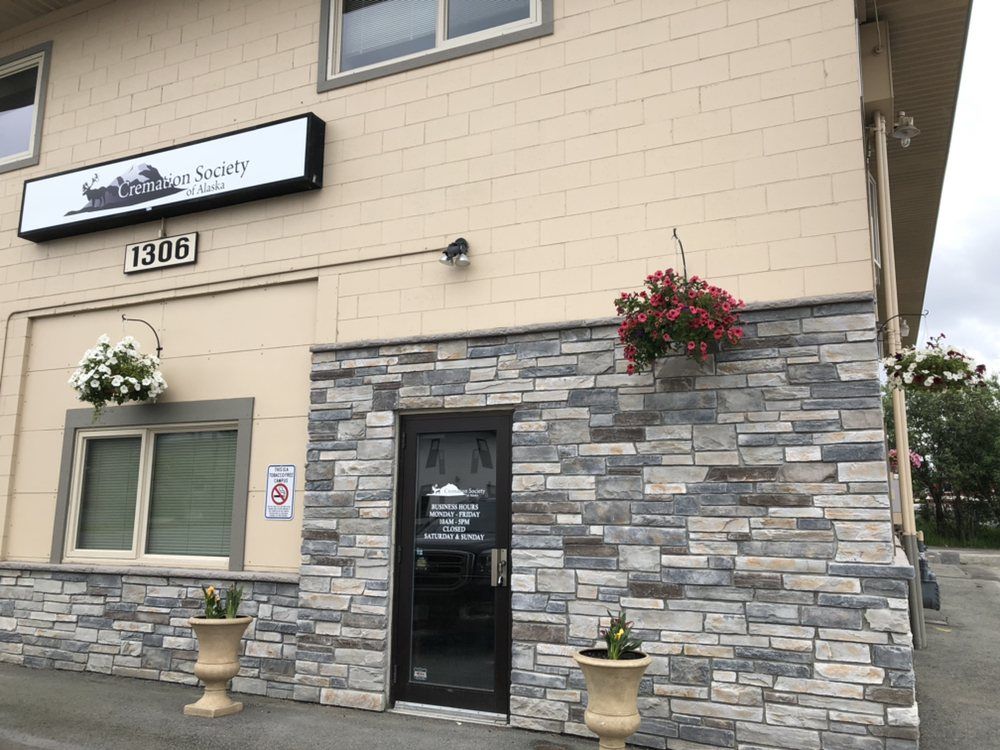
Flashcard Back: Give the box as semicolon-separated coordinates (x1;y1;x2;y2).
392;413;511;714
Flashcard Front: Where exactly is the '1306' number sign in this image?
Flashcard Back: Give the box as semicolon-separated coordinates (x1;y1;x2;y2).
123;232;197;274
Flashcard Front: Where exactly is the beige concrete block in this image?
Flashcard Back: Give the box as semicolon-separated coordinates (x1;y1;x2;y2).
730;41;792;77
835;230;873;263
734;152;798;188
769;235;837;269
740;268;805;302
705;187;766;220
674;110;731;144
763;118;828;155
707;244;769;276
733;97;794;133
794;82;861;121
646;142;703;177
702;131;763;165
766;176;833;211
701;76;762;111
797;141;864;177
672;55;730;91
800;200;868;236
670;4;727;39
804;260;875;299
791;25;858;65
832;171;866;203
676;164;734;198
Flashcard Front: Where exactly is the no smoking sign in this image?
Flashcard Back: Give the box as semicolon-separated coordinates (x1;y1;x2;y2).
265;465;295;520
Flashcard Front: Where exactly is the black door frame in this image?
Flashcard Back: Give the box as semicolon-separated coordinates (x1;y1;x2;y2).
390;411;513;714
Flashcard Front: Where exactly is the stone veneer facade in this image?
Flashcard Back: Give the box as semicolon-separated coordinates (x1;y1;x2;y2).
299;295;918;750
0;295;919;750
0;567;299;697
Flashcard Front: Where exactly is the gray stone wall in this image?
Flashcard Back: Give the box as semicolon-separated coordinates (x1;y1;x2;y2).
301;297;918;750
0;565;299;698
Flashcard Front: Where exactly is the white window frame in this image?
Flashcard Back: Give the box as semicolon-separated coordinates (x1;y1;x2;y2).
63;422;238;569
318;0;553;92
0;42;51;175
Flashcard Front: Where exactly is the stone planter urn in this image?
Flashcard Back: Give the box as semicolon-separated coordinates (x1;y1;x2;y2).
184;616;253;718
574;649;652;749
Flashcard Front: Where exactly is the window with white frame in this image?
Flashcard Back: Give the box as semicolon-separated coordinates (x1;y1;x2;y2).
319;0;552;90
65;425;238;565
0;42;50;174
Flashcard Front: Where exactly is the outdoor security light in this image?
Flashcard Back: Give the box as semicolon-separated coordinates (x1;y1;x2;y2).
439;237;470;267
892;111;920;148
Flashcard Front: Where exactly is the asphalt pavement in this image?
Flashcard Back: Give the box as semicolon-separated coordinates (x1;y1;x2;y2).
916;549;1000;750
0;665;590;750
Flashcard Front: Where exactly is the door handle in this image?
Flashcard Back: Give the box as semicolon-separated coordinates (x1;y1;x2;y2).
490;548;508;587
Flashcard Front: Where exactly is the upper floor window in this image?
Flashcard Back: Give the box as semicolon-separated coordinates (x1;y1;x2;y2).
319;0;553;91
0;42;51;175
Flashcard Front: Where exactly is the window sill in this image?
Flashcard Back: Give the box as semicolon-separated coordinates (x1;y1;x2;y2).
317;10;553;93
0;560;299;584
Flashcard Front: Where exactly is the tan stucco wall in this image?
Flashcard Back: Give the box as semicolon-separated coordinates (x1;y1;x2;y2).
1;281;315;570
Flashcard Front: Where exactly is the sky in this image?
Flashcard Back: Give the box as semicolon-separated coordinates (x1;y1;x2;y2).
919;0;1000;374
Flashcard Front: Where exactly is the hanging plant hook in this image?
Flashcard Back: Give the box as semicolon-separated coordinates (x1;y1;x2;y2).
121;315;163;358
671;227;688;281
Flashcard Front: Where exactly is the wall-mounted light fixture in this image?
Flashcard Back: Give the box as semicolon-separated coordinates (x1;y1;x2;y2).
892;111;920;148
877;310;928;339
438;237;470;267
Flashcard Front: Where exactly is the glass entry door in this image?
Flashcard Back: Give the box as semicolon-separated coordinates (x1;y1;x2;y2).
391;413;512;714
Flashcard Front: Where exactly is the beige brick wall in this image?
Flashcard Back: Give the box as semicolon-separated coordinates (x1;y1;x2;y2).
1;0;872;340
0;0;875;562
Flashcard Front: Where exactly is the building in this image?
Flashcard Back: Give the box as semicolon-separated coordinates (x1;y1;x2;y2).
0;1;970;748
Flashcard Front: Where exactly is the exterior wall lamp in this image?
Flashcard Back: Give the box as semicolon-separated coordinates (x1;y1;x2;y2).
892;111;920;148
877;310;928;339
438;238;470;267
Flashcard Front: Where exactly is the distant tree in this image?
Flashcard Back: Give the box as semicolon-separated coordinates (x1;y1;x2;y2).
884;380;1000;542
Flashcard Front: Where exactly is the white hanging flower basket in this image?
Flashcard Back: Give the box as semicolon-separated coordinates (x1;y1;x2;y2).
68;334;167;415
883;334;987;391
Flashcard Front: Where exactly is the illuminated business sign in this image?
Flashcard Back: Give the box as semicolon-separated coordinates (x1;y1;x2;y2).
19;113;325;242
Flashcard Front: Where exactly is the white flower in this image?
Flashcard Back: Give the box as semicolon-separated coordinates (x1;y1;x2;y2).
97;334;110;345
90;380;99;388
119;386;129;394
111;376;123;387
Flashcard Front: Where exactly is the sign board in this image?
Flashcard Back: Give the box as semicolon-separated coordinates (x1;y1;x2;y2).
265;464;296;520
19;113;325;242
123;232;197;274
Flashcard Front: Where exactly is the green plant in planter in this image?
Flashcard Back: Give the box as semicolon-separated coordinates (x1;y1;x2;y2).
200;583;245;619
600;610;643;660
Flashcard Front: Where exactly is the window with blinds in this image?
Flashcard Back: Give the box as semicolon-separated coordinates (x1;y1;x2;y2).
69;426;238;563
76;437;141;550
332;0;537;75
146;431;237;557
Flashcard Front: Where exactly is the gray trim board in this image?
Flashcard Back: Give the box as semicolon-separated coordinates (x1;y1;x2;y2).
0;41;52;176
0;561;297;584
51;398;255;571
311;291;877;353
317;0;554;93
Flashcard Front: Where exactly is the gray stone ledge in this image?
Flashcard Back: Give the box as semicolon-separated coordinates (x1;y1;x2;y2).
311;292;876;353
0;561;299;584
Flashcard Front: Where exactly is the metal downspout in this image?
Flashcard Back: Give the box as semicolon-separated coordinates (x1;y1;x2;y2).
873;110;927;649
